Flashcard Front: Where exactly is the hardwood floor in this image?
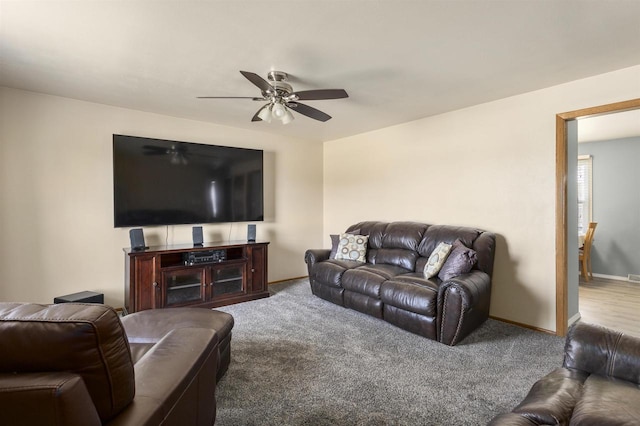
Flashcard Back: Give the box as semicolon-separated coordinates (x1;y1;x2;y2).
579;276;640;337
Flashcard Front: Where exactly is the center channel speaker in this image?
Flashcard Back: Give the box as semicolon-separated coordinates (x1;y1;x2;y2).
247;224;256;242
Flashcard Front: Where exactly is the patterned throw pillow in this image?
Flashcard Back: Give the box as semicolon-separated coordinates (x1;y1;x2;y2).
335;233;369;263
438;239;477;281
423;242;453;278
329;234;340;259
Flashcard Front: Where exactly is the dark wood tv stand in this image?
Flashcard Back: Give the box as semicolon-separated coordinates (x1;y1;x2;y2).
124;241;269;313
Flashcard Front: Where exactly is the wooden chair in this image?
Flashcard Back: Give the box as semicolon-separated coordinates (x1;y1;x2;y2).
579;222;597;281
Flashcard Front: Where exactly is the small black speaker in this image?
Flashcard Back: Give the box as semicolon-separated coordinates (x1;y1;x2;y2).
193;226;204;246
129;228;147;251
247;224;256;242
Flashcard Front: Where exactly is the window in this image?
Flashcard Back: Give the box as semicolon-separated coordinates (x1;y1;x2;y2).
577;155;593;235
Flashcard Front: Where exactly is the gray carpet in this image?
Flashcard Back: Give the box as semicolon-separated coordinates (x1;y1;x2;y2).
215;279;564;425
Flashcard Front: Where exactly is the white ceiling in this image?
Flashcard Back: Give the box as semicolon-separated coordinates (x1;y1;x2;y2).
1;1;640;142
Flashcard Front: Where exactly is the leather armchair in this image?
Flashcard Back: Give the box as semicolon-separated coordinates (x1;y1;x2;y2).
0;302;233;426
489;322;640;425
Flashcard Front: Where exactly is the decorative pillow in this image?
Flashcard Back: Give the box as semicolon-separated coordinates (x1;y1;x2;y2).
423;242;452;278
438;239;477;281
335;233;369;263
329;234;340;259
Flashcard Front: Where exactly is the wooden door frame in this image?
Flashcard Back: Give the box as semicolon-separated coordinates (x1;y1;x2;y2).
555;98;640;336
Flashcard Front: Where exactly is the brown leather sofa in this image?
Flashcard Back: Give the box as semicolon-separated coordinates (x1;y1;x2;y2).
489;322;640;425
305;221;496;345
0;302;234;426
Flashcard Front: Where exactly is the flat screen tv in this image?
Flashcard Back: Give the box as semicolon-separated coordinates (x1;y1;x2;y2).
113;134;263;228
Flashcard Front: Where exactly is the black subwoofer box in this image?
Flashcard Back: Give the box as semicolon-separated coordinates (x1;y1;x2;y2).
54;291;104;304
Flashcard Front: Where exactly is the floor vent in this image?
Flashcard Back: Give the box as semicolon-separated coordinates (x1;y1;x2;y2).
628;274;640;283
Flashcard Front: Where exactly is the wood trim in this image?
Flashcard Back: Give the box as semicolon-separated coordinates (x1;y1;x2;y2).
490;315;556;336
558;98;640;120
268;276;308;285
556;114;568;336
556;98;640;337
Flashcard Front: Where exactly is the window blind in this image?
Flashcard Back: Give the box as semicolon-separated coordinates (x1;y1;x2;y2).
577;155;592;235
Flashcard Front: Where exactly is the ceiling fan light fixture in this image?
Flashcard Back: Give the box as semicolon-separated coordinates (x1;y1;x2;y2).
257;104;272;122
281;108;294;125
272;102;287;120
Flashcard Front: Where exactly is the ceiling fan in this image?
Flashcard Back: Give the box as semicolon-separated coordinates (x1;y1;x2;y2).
197;71;348;124
143;144;189;165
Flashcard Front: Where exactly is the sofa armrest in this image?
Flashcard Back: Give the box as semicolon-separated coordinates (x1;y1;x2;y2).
0;372;102;426
563;322;640;385
488;367;588;425
437;270;491;345
487;413;539;425
108;328;218;426
108;327;219;426
510;367;587;425
304;249;331;278
305;249;331;266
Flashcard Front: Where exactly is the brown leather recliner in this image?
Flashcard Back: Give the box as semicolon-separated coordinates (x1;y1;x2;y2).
489;322;640;425
305;221;496;345
0;302;234;426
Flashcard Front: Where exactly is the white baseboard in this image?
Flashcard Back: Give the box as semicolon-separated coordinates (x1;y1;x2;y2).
591;273;630;282
568;312;581;326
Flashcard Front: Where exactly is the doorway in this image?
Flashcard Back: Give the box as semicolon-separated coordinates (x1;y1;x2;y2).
555;98;640;336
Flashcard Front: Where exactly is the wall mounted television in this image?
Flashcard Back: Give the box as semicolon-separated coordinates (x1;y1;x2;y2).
113;134;263;228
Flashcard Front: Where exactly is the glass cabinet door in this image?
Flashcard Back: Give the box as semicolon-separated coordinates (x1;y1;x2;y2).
162;268;206;307
212;264;244;297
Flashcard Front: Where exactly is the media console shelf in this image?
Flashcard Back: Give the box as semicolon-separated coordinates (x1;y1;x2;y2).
124;241;269;313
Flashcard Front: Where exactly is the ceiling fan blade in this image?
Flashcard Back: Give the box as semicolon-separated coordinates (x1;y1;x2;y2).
143;145;169;155
197;96;261;99
287;102;332;122
251;106;265;122
240;71;274;93
290;89;349;101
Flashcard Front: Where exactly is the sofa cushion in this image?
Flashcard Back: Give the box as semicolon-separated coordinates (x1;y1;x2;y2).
342;264;411;298
374;248;419;271
335;233;369;262
570;374;640;424
358;222;428;270
381;222;429;251
423;241;452;278
380;276;439;317
510;367;588;426
418;225;481;259
563;322;640;385
0;303;135;422
438;239;477;281
312;259;362;288
346;222;387;249
0;372;103;426
342;269;387;298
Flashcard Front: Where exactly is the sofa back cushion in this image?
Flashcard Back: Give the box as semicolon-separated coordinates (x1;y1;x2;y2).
564;322;640;385
0;303;135;422
346;222;428;271
345;221;495;276
417;225;481;257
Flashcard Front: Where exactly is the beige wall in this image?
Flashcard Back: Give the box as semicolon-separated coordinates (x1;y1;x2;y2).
0;87;323;307
323;65;640;333
2;65;639;331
